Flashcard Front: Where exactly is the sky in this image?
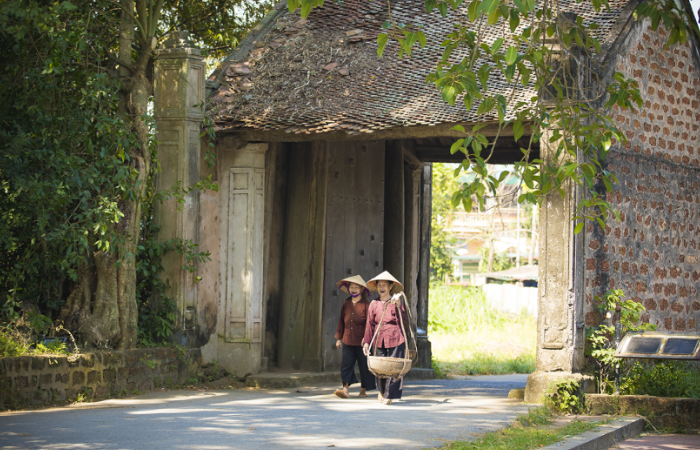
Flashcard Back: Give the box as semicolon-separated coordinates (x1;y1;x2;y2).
692;0;700;26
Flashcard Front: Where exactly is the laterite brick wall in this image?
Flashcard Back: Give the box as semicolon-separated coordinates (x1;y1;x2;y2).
584;21;700;331
0;348;201;410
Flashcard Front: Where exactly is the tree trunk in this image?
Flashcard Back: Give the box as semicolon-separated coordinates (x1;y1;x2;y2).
59;0;151;349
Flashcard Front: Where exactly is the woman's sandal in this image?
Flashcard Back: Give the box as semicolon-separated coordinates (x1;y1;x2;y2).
358;392;367;398
334;389;349;399
378;393;383;401
383;399;392;405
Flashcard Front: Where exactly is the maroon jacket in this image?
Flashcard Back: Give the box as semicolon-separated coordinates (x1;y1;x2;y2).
362;299;406;349
335;297;370;346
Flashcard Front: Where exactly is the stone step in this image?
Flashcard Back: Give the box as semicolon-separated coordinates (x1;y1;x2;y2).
539;417;645;450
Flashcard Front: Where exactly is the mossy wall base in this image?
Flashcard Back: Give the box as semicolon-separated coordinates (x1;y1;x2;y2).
0;348;201;410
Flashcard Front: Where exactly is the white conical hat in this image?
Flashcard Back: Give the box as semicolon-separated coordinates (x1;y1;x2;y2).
367;271;404;294
336;275;371;297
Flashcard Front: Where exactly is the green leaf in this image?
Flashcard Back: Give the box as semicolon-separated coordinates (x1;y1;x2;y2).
603;176;613;192
491;37;504;53
301;0;312;18
509;9;520;32
442;85;458;105
477;0;496;18
513;118;524;141
450;139;465;154
377;33;389;57
467;0;480;20
505;46;518;65
417;31;427;48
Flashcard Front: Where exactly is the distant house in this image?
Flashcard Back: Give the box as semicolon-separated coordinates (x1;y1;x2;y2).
482;265;539;317
447;170;537;284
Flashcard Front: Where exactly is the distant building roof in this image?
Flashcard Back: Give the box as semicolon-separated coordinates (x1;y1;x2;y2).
209;0;632;138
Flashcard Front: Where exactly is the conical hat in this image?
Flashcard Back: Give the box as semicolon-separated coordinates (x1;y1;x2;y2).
367;271;404;294
336;275;371;297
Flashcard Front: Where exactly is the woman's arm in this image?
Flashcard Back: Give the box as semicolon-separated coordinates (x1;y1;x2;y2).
334;300;346;348
362;301;376;347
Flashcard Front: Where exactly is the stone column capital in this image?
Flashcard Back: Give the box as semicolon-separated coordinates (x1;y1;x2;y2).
154;37;206;121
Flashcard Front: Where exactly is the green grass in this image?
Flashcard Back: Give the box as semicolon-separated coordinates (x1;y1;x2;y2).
429;283;536;376
438;407;605;450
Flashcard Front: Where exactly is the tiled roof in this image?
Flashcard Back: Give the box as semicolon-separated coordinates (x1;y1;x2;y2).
210;0;631;136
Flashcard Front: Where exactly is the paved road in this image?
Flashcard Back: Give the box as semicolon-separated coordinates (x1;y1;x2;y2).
0;375;531;450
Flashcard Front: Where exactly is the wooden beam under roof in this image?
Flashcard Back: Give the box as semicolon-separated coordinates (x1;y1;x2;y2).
413;136;540;164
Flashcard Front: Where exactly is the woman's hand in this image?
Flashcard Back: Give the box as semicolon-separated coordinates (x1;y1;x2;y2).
336;340;342;349
362;343;370;356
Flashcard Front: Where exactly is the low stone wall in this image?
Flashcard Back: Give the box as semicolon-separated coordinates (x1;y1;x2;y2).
0;347;202;410
585;394;700;434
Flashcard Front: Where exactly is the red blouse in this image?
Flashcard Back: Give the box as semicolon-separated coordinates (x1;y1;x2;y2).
335;297;370;346
362;299;406;349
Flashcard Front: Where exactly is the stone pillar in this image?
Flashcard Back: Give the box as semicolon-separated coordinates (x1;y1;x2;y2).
524;134;589;402
153;32;206;345
416;164;433;369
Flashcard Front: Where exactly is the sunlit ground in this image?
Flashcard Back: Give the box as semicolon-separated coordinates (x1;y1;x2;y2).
430;317;537;376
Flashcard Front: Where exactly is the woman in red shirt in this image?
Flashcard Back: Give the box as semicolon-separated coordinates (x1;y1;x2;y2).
363;271;406;405
334;275;376;399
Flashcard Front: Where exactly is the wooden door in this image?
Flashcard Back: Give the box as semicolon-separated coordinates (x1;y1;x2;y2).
322;141;385;370
225;167;265;344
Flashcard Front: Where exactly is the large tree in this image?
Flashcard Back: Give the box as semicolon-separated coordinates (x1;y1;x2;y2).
0;0;272;348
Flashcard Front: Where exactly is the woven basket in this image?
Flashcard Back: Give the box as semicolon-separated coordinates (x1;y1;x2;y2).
367;355;413;379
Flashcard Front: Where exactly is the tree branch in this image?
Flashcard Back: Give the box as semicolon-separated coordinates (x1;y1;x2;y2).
134;0;148;42
106;53;133;73
113;0;147;42
148;0;166;38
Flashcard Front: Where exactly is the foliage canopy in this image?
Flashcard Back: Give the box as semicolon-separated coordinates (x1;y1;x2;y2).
0;0;273;348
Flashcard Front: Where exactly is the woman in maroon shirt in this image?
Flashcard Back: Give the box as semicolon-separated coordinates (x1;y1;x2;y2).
333;275;376;399
363;271;406;405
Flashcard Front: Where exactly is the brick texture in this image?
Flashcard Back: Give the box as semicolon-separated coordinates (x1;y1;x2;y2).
584;22;700;332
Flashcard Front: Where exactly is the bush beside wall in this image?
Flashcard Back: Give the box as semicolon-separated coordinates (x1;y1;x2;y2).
0;347;201;410
585;394;700;434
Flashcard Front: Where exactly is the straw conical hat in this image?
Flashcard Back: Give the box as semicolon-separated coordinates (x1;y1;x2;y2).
367;271;404;294
336;275;371;297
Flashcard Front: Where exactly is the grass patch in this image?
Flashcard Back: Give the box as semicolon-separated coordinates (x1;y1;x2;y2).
440;407;605;450
429;283;536;376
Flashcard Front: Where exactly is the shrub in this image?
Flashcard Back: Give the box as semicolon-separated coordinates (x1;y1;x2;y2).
0;328;27;358
545;380;583;415
585;289;656;394
622;361;700;399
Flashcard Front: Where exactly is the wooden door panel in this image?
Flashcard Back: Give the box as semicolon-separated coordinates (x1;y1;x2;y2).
322;141;385;370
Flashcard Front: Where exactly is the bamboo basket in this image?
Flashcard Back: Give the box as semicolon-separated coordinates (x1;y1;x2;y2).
367;356;412;379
